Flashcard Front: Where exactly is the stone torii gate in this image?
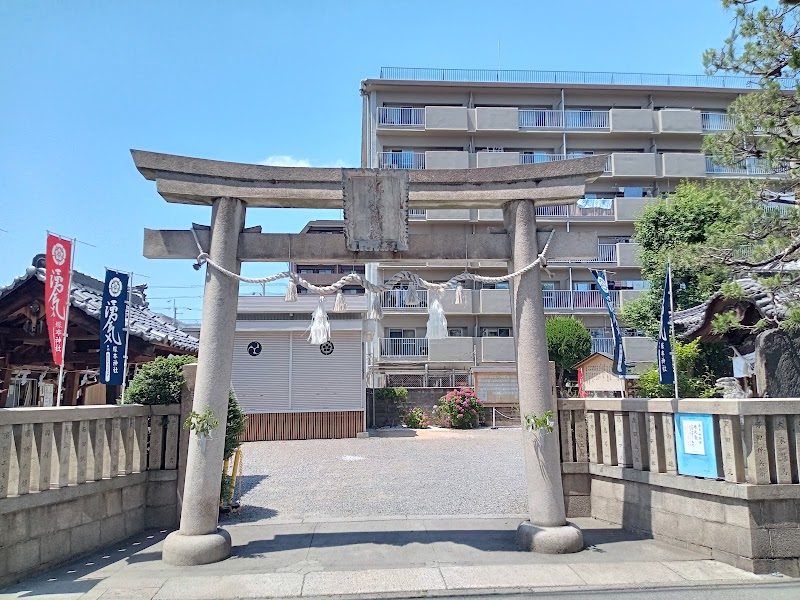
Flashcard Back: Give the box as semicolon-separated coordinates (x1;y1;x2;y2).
133;150;608;565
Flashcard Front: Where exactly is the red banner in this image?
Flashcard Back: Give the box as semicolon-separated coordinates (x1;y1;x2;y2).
577;367;587;398
45;234;73;366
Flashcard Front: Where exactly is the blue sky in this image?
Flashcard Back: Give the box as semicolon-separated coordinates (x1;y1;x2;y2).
0;0;737;322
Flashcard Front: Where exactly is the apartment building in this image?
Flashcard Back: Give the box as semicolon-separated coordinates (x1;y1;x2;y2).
359;67;769;388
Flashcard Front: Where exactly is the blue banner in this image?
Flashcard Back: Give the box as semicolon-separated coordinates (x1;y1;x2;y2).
100;270;129;386
590;270;626;376
658;266;675;385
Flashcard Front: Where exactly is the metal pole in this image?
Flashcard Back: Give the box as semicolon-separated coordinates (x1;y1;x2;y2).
667;259;680;400
119;273;133;404
56;238;76;407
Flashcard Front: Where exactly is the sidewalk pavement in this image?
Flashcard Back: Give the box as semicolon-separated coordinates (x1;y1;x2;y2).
1;516;792;600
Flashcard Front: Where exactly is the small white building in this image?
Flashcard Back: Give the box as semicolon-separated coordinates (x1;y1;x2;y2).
231;294;368;441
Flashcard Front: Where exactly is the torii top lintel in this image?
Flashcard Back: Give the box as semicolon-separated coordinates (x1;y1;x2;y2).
131;150;607;210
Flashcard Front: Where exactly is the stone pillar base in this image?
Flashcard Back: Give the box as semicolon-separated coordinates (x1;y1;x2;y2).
162;529;232;566
517;521;583;554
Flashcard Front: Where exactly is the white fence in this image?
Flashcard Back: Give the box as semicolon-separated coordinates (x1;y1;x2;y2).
380;338;429;357
377;107;425;127
378;151;426;169
382;289;429;308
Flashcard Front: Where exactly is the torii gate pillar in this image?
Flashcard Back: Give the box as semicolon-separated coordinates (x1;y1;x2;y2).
504;199;583;553
162;197;244;565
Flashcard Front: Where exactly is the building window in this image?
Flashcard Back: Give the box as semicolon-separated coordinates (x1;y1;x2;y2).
448;328;465;337
480;327;511;337
481;282;509;290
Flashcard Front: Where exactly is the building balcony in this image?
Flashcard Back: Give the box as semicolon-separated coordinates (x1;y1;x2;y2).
705;156;785;177
479;337;516;362
657;109;703;134
478;289;620;314
378;151;425;169
591;337;614;355
380;337;428;359
609;153;657;177
378;337;473;363
377;107;425;128
519;109;609;130
660;152;707;178
701;112;735;131
549;243;618;265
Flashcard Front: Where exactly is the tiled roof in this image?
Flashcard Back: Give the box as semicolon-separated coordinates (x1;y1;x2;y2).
0;267;199;353
674;277;792;339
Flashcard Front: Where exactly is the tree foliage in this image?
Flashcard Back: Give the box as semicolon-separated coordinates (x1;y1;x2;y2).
636;340;720;399
545;316;591;391
125;355;196;405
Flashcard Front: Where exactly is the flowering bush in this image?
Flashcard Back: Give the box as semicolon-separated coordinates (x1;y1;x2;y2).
437;387;484;429
403;407;430;429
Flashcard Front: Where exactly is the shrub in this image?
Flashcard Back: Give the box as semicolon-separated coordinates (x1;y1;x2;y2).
403;407;429;429
224;389;246;460
124;355;196;405
437;387;484;429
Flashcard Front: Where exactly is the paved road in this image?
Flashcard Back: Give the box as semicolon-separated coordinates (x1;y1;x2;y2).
227;427;528;523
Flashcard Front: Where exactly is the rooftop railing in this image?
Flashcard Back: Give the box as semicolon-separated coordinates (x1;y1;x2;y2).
379;67;796;90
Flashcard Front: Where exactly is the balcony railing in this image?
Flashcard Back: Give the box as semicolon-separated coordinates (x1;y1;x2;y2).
701;112;735;131
543;290;620;310
519;109;563;128
519;110;609;129
379;67;797;90
380;338;429;358
519;152;598;164
565;110;609;129
409;209;427;217
591;337;615;355
705;156;782;176
378;151;425;169
382;289;429;309
377;107;425;127
550;243;618;264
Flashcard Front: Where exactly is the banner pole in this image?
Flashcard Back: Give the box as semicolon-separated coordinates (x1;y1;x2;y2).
667;258;679;400
119;273;132;404
56;238;76;407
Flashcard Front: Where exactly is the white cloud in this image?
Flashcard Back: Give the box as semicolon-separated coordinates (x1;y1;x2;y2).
260;155;351;168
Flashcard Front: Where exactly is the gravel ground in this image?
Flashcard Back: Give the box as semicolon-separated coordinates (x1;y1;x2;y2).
223;427;528;523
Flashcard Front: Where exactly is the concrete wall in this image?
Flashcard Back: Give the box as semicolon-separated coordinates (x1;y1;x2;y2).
611;153;657;177
425;209;471;220
590;470;800;576
661;153;707;178
424;106;468;130
622;336;656;363
475;151;519;168
658;109;703;133
480;289;511;314
475;107;519;131
480;337;516;362
617;243;642;267
424;151;470;169
0;471;177;588
609;109;654;133
428;337;474;363
615;197;653;222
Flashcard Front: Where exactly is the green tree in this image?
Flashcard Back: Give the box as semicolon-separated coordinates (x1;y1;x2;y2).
636;340;720;398
124;355;196;405
545;316;592;393
620;180;754;336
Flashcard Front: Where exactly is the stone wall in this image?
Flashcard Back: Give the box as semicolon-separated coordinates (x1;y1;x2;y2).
590;470;800;577
0;471;177;587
